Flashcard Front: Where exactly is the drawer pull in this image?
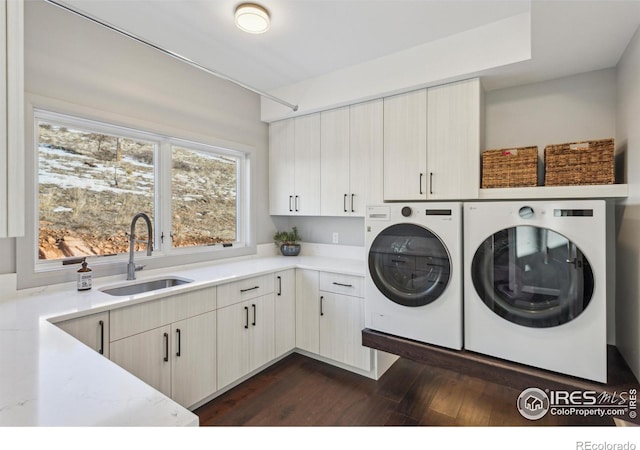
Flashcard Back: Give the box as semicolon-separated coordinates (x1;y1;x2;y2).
240;286;260;293
332;282;353;288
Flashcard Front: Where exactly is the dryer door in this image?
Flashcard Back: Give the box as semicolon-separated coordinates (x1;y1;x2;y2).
368;223;451;307
471;226;594;328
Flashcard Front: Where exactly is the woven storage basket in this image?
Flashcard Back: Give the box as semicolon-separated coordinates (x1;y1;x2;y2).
481;146;538;188
544;138;614;186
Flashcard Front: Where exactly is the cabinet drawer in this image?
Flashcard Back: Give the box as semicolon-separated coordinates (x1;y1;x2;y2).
319;272;363;297
217;274;275;309
110;287;217;342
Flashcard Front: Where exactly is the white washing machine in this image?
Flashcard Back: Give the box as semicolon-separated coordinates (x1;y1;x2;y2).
464;200;608;383
365;203;462;350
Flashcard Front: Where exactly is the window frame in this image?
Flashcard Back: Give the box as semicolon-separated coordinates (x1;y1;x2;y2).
17;97;255;290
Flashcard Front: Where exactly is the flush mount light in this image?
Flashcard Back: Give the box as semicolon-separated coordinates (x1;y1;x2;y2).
235;3;270;34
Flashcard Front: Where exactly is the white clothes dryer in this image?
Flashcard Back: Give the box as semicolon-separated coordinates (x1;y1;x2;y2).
365;203;462;350
464;200;608;383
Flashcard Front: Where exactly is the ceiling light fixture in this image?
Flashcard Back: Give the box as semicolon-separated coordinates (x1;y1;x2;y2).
234;3;271;34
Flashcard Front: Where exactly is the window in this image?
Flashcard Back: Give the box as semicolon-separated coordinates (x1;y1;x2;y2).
37;121;156;260
171;146;239;249
24;108;253;285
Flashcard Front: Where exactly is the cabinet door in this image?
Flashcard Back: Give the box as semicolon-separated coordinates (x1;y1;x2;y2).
319;292;371;371
216;302;250;389
248;294;275;372
295;269;320;354
1;0;24;238
320;107;350;216
269;119;295;215
274;270;296;357
350;99;383;214
293;114;321;215
427;78;481;200
171;311;217;408
383;90;427;201
56;311;110;358
110;325;171;397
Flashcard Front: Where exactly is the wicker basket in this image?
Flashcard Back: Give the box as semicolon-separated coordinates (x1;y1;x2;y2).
481;146;538;188
544;139;614;186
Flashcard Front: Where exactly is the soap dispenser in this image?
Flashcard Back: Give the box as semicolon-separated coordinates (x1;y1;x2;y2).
77;258;92;291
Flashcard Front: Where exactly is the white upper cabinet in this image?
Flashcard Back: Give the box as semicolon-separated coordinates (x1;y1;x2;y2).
320;107;351;216
349;99;384;213
383;89;428;201
383;79;483;201
0;0;24;237
320;101;384;216
427;78;482;200
269;113;321;215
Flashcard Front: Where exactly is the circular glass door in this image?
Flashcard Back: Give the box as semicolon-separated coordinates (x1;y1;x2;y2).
471;226;594;328
368;223;451;307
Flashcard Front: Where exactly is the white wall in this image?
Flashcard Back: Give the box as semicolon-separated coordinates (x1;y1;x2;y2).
2;1;275;276
485;68;617;185
615;26;640;381
261;12;531;122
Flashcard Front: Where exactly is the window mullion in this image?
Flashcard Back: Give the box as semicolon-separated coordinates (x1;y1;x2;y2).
158;140;172;254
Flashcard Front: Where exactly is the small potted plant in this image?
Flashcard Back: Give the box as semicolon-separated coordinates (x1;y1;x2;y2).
274;226;301;256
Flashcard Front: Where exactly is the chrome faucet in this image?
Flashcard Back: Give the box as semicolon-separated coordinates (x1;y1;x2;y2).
127;212;153;280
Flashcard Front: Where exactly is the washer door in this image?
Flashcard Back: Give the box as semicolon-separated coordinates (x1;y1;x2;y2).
471;226;594;328
368;223;451;307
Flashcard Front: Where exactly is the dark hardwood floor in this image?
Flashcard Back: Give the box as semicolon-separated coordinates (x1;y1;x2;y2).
194;353;616;426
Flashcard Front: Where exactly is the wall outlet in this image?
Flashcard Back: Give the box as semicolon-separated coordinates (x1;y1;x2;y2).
332;232;339;244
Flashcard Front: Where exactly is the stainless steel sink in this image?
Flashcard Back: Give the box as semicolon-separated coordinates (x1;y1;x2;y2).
101;277;192;296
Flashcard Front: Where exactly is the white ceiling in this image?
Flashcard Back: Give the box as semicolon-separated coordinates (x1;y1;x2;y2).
53;0;640;95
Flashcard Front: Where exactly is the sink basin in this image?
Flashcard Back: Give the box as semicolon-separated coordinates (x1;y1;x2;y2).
101;277;192;296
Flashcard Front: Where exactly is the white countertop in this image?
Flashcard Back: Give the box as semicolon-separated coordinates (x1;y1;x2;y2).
0;248;365;426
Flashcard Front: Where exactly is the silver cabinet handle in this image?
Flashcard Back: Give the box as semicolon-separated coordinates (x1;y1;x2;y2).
295;195;300;212
289;195;293;212
343;194;348;213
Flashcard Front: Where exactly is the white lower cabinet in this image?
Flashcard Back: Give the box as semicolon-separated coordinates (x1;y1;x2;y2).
319;292;370;371
274;269;296;357
110;310;217;408
110;324;172;397
109;287;217;408
296;269;371;371
217;293;275;389
171;311;217;408
295;269;320;353
55;311;110;358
